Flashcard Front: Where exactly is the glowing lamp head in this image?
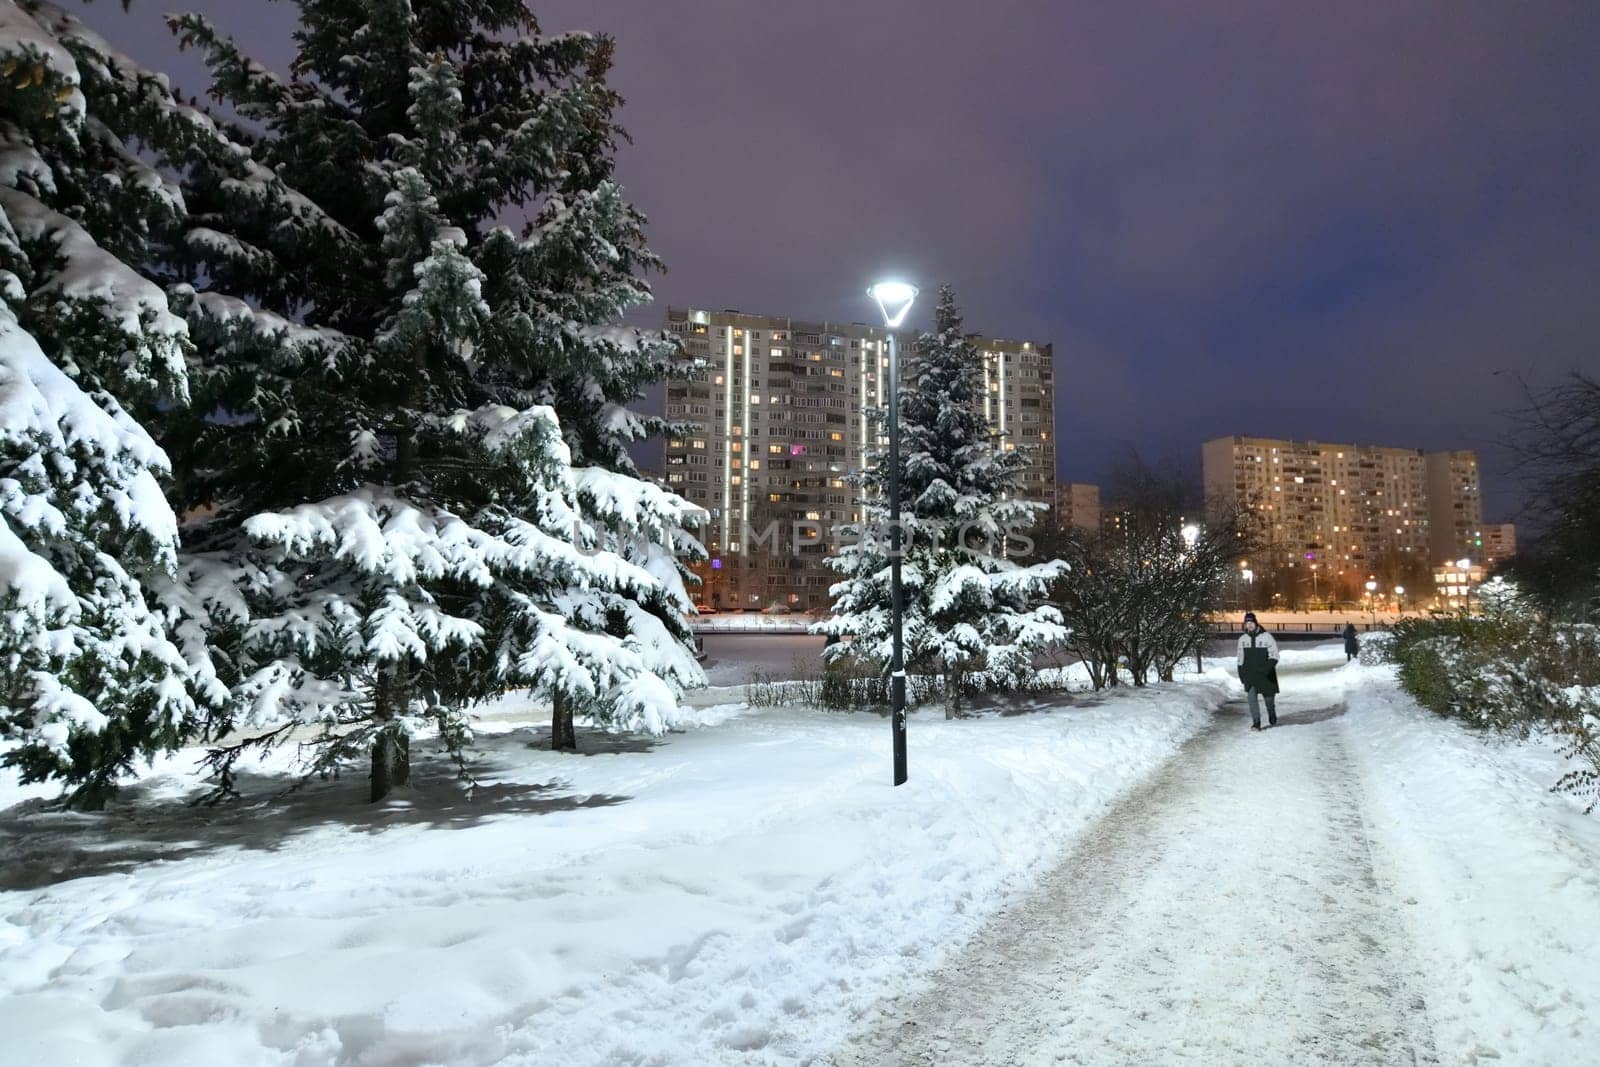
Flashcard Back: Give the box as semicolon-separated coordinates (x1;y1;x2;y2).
867;280;919;328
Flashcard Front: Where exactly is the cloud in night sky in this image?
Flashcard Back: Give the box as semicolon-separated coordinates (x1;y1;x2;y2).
77;0;1600;522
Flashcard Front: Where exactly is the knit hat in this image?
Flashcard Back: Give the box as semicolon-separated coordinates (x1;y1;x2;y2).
1243;612;1258;625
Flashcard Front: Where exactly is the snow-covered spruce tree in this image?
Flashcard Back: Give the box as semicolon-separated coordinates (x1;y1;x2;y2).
815;286;1065;716
167;0;703;798
0;0;237;805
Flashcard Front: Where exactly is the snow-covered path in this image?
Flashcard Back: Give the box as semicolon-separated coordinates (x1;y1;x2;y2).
832;663;1439;1065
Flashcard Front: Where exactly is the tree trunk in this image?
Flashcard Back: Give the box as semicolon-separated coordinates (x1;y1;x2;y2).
551;690;578;752
371;726;411;802
945;667;960;719
370;667;411;802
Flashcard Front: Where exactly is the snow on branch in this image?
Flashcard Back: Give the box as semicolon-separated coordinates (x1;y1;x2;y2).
0;184;189;391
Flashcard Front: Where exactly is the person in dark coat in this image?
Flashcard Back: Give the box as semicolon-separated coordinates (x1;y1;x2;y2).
1235;612;1280;730
1343;622;1359;663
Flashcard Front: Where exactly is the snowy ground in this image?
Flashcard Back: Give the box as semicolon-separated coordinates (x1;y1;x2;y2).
0;662;1229;1066
3;649;1597;1066
699;633;827;687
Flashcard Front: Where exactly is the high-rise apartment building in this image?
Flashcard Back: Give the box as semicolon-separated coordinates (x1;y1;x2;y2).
1055;483;1101;534
1424;450;1486;563
663;306;1054;611
973;336;1056;502
1202;435;1484;597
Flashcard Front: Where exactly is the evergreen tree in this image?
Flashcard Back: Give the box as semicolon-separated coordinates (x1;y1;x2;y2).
815;286;1064;715
0;0;240;805
167;0;703;798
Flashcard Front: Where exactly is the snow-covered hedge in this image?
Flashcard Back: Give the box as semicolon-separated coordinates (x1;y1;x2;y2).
1385;613;1600;811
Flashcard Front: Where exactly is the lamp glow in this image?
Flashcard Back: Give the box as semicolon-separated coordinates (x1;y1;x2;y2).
867;281;919;328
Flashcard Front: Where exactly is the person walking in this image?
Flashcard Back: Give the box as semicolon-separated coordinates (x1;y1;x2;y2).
1236;612;1280;730
1343;622;1359;663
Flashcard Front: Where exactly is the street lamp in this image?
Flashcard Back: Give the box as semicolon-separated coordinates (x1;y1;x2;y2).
868;280;917;787
1365;579;1378;625
1394;585;1405;615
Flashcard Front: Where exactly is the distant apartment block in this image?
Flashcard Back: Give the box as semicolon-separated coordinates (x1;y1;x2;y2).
1481;522;1517;568
1056;482;1101;533
973;336;1056;503
1424;450;1486;564
663;306;1054;611
1202;436;1485;592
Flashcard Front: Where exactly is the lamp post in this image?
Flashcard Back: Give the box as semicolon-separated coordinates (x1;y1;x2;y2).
1455;558;1473;614
1365;578;1378;626
1180;524;1200;674
868;280;917;787
1394;585;1405;615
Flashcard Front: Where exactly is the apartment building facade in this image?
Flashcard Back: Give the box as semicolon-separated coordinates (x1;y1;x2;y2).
663;306;1055;611
1481;522;1517;568
1055;482;1101;534
973;336;1056;503
1202;435;1484;599
1424;450;1486;564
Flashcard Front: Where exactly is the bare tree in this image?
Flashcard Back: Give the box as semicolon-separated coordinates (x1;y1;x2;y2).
1044;457;1250;689
1504;372;1600;621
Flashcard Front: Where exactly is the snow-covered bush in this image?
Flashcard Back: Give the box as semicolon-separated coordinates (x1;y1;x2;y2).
1389;613;1600;811
1357;630;1393;665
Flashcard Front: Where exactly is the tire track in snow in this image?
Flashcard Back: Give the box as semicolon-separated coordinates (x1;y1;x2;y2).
828;672;1439;1066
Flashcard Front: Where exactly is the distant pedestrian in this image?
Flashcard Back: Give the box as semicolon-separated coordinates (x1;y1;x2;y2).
1343;622;1359;663
1236;612;1280;730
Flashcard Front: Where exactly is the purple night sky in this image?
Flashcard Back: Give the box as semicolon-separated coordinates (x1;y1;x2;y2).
77;1;1600;523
